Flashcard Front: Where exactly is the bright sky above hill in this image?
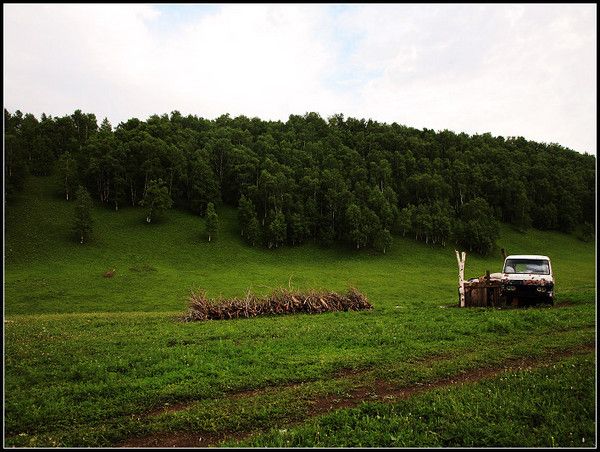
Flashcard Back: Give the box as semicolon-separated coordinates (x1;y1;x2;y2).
3;3;597;155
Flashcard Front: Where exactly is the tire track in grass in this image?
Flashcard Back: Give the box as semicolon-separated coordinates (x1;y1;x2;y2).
118;342;595;448
141;351;454;418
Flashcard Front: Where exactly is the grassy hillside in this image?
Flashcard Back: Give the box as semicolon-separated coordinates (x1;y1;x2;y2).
5;177;595;315
3;177;596;447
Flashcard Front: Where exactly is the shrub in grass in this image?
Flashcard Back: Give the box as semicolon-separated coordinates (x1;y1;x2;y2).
182;287;372;321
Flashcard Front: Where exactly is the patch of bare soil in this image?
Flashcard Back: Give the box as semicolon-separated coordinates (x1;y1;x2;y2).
118;342;594;448
555;299;577;307
121;430;249;448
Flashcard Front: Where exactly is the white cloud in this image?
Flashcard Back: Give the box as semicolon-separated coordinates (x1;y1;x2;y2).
4;4;161;120
4;4;339;122
3;4;597;154
335;4;597;154
158;4;339;119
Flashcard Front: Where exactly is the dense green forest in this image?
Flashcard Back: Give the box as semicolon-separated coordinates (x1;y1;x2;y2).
4;109;596;254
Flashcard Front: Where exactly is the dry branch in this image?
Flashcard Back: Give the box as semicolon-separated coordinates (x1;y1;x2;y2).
181;287;372;321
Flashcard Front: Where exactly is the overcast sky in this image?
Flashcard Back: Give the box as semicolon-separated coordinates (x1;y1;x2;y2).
3;3;597;154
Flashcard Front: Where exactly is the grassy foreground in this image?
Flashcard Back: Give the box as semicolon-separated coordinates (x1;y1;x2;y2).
3;177;597;447
231;353;596;448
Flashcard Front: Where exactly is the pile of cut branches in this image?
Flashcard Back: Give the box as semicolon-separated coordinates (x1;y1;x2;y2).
181;287;372;321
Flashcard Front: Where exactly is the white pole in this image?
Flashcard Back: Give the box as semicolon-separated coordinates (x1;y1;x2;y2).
456;250;466;307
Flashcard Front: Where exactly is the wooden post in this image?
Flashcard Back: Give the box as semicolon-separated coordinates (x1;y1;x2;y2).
455;250;466;307
484;270;490;306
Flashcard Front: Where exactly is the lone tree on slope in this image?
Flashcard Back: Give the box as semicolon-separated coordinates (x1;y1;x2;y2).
205;202;219;242
139;178;172;223
73;185;93;244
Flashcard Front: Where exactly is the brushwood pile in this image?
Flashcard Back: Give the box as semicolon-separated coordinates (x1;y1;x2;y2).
182;287;372;321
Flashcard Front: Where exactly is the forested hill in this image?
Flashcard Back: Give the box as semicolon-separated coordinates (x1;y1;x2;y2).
4;109;596;254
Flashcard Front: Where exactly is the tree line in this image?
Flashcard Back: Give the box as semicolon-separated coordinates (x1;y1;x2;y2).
4;109;596;254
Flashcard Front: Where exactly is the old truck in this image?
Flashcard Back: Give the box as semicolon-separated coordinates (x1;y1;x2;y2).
458;252;555;307
500;255;554;306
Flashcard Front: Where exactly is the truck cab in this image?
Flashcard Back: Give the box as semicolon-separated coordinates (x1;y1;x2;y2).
501;255;554;305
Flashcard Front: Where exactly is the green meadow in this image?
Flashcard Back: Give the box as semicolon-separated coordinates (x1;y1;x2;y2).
233;353;596;448
4;177;596;447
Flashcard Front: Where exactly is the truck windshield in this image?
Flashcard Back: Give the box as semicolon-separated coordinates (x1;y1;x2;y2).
504;259;550;275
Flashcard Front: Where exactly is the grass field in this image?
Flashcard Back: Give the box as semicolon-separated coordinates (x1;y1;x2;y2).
231;353;596;448
3;177;597;447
